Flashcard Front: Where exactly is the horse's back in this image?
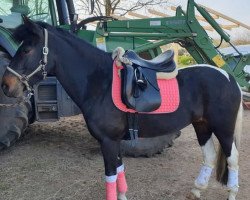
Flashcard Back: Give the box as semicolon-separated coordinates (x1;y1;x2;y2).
178;65;241;101
138;65;241;137
178;65;241;125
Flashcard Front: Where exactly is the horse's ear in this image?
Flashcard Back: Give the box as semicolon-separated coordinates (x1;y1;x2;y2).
22;15;30;24
13;15;42;43
22;15;42;35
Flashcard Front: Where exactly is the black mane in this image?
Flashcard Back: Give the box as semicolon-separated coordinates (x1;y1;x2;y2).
13;21;110;60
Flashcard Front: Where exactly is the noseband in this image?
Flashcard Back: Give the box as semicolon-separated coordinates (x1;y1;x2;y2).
6;28;49;99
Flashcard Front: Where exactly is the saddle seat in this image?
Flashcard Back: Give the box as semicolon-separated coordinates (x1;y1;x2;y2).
123;49;176;72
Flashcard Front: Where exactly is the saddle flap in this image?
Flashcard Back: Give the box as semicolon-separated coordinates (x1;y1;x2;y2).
121;64;161;112
121;65;135;107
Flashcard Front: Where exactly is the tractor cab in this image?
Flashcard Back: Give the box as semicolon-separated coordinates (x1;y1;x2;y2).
0;0;54;29
0;0;91;30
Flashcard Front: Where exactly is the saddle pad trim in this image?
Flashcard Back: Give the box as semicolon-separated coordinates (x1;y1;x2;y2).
112;62;180;114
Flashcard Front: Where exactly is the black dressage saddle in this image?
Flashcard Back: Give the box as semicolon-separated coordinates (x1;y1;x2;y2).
120;49;176;112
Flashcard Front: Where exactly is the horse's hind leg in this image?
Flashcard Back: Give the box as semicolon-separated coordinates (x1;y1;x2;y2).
215;104;242;200
191;121;216;199
215;134;240;200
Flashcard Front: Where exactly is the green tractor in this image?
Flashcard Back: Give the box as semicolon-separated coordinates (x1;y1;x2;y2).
0;0;249;156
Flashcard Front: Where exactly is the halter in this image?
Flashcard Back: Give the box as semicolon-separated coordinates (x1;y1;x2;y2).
6;28;49;99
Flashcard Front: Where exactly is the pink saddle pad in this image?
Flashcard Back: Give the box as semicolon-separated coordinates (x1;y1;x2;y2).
112;62;180;114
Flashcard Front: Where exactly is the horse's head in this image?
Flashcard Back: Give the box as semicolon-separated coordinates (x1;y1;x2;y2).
2;17;54;98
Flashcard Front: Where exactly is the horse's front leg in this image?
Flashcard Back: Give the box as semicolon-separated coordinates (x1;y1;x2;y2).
117;147;128;200
100;138;127;200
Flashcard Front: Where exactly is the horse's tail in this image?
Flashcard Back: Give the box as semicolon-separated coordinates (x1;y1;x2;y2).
216;98;243;185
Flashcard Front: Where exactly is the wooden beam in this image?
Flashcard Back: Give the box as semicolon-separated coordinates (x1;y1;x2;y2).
127;12;147;19
148;9;170;17
202;25;214;31
196;15;206;22
211;14;219;19
170;6;216;22
170;6;177;11
172;43;179;65
221;24;240;30
201;24;239;31
198;4;250;30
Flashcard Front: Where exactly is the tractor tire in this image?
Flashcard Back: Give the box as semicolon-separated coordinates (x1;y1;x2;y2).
0;51;31;150
121;131;181;157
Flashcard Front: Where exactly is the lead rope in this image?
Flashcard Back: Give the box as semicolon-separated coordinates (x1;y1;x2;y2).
0;96;27;108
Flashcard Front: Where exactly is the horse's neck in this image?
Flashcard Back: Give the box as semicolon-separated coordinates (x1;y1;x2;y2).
53;38;113;114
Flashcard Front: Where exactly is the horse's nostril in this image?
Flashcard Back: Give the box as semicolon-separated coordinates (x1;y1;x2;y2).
1;83;9;92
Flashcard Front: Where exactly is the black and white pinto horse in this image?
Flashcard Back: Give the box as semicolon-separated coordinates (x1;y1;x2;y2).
2;18;242;200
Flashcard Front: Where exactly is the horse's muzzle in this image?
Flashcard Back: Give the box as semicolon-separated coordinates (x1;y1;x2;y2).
1;74;24;98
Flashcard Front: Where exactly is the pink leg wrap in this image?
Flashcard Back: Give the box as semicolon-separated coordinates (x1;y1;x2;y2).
117;171;128;194
106;182;117;200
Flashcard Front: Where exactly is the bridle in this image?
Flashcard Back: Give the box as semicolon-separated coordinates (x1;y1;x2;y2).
6;28;49;100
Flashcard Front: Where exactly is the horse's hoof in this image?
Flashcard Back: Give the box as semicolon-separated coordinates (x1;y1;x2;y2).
186;194;200;200
186;189;201;200
118;193;127;200
228;196;236;200
227;186;238;200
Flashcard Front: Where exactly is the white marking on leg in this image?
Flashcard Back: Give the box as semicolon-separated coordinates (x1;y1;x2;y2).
227;142;239;171
234;96;243;148
117;164;125;173
106;174;117;183
202;137;217;168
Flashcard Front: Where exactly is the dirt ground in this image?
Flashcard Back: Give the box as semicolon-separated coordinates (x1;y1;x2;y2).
0;110;249;200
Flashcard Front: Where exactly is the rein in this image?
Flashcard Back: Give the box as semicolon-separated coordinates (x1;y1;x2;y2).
6;28;49;101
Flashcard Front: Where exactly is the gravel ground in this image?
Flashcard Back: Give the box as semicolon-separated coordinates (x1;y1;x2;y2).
0;111;249;200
